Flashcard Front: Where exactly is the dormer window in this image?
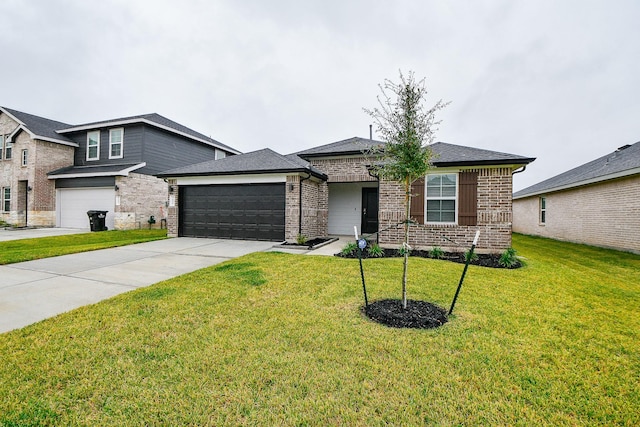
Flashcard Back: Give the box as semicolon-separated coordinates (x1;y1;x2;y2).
87;131;100;161
109;128;124;159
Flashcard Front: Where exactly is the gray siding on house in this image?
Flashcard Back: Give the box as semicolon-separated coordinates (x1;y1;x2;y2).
136;126;221;175
55;176;116;188
69;125;144;167
65;124;223;176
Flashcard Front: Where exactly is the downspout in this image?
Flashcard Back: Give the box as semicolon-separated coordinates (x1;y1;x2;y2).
298;173;311;236
512;165;527;175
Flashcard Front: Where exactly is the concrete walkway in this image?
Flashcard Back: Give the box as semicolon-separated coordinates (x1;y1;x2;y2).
0;238;275;334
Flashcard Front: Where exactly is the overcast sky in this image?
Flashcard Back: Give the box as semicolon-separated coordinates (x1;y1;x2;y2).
1;0;638;191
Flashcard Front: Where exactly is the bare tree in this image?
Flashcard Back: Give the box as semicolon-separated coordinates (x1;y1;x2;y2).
365;70;449;309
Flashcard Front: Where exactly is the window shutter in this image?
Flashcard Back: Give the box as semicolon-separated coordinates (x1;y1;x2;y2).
458;171;478;226
410;177;425;224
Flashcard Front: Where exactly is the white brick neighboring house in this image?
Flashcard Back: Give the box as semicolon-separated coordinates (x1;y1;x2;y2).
513;141;640;254
160;138;536;253
0;106;239;230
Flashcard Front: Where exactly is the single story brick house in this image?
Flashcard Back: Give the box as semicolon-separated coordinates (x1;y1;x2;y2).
513;141;639;254
159;137;535;253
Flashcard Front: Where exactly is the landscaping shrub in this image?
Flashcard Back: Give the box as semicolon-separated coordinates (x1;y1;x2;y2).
499;248;519;268
367;243;384;258
428;246;445;259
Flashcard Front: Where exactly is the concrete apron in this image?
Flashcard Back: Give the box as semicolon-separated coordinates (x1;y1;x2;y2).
0;238;275;334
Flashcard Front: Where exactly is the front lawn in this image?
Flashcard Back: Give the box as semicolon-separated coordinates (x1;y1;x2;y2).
0;234;638;425
0;229;167;265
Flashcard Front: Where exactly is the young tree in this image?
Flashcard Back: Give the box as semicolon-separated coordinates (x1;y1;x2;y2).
364;70;449;309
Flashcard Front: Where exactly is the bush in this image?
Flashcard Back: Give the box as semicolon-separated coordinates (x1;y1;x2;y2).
429;246;445;259
499;248;519;268
464;249;479;263
340;242;358;256
296;234;308;245
367;243;384;258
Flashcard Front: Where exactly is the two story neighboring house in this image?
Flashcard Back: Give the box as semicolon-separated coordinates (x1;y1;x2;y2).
0;106;239;230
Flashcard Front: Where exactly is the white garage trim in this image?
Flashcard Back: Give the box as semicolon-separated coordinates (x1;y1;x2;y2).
57;188;115;229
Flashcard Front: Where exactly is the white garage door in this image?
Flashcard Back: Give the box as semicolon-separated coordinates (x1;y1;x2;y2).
57;188;115;229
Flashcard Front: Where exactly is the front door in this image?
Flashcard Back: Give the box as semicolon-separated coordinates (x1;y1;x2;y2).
361;187;379;234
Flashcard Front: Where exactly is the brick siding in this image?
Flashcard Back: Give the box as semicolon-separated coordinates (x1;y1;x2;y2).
379;167;514;253
513;175;640;254
166;179;179;237
308;157;378;183
1;113;74;226
114;173;168;230
285;175;329;241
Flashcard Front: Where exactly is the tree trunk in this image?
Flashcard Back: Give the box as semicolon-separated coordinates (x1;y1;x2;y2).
402;177;411;309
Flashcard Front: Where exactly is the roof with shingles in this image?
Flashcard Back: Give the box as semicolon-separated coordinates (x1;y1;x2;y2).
295;138;535;167
1;106;76;145
157;148;328;180
294;136;385;157
58;112;240;154
429;142;535;167
514;141;640;199
48;163;146;178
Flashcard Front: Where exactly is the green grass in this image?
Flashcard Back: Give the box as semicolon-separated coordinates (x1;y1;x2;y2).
0;229;167;265
0;234;638;425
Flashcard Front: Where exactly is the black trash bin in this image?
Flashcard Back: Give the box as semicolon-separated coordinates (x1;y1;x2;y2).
87;210;108;231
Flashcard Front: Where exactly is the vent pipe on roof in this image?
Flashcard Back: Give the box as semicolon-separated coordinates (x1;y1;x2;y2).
617;144;631;151
369;124;372;140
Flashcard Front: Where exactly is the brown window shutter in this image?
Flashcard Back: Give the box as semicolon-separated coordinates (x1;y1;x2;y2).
458;171;478;226
410;177;425;224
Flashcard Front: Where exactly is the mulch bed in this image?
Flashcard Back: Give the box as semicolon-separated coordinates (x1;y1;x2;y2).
280;237;334;249
338;248;521;269
364;299;448;329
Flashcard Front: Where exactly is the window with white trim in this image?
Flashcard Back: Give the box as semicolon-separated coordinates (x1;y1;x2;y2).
21;149;28;167
4;137;11;160
426;173;457;223
0;135;3;160
539;197;546;224
2;187;10;212
87;131;100;161
109;128;123;159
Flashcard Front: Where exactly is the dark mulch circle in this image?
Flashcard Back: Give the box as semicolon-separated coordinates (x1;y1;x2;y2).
363;299;448;329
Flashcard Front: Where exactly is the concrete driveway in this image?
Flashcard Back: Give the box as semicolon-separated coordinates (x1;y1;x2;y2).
0;237;275;334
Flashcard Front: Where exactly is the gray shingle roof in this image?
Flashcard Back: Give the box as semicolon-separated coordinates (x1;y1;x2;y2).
157;148;327;180
1;106;76;146
430;142;536;167
59;113;240;154
295;137;385;157
514;141;640;199
48;163;146;178
295;137;535;167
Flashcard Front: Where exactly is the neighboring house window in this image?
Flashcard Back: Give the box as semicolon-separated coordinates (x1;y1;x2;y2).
109;128;124;159
540;197;546;224
215;149;226;160
87;131;100;161
21;149;28;167
4;138;11;160
426;173;458;223
2;187;10;212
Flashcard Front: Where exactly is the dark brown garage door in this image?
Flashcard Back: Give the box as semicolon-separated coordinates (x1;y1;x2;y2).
179;183;285;241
